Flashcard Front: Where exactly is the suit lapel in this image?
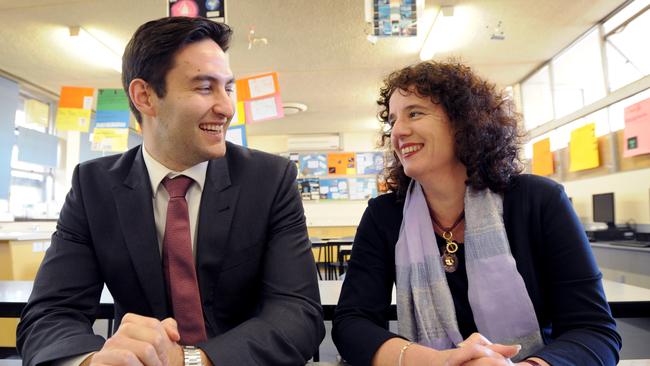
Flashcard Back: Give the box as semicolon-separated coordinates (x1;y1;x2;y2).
113;147;169;319
195;156;240;302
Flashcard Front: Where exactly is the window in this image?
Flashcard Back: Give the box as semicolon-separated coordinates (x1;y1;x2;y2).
521;65;553;130
10;95;58;218
608;88;650;132
551;28;606;118
604;1;650;91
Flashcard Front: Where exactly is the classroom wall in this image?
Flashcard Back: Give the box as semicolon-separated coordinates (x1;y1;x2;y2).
248;131;381;227
14;117;650;231
562;167;650;227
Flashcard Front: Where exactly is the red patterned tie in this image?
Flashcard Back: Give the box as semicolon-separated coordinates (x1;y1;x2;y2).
162;176;207;344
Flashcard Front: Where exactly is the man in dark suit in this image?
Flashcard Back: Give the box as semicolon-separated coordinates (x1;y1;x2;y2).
17;16;324;366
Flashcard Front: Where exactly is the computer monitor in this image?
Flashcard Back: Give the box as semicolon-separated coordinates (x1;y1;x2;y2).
593;192;615;229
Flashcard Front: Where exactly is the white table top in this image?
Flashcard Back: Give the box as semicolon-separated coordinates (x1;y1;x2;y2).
318;279;650;306
0;231;52;241
2;279;649;307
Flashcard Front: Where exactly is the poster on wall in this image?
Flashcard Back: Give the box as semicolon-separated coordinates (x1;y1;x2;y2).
348;178;378;200
168;0;225;22
374;0;417;37
91;128;129;152
532;138;554;176
569;123;600;172
356;152;384;175
299;154;328;176
55;86;94;132
225;124;247;146
327;152;356;175
297;178;320;201
96;89;130;129
236;73;284;123
319;179;349;200
623;97;650;157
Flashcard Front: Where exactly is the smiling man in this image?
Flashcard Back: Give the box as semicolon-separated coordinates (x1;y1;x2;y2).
17;17;324;366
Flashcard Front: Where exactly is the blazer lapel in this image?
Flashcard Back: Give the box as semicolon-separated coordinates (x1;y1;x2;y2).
195;156;240;302
112;147;169;319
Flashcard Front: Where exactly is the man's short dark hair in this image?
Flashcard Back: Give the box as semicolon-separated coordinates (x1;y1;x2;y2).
122;17;233;123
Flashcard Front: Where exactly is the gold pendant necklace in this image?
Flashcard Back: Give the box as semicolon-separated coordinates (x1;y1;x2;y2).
441;231;459;273
431;210;465;273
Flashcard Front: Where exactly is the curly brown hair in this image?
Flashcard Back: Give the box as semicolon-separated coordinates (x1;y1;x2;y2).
378;60;523;199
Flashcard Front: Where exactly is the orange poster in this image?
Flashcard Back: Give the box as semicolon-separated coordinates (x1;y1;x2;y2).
328;152;356;175
532;138;554;176
59;86;94;109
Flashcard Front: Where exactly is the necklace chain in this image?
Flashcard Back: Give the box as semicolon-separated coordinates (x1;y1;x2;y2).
431;210;465;273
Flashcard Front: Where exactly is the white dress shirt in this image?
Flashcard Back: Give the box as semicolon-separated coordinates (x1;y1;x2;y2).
57;145;208;366
142;145;208;257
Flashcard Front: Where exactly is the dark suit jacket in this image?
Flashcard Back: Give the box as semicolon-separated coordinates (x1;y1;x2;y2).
17;142;325;366
332;174;621;366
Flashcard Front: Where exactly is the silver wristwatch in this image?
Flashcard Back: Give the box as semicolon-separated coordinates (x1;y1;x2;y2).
182;346;204;366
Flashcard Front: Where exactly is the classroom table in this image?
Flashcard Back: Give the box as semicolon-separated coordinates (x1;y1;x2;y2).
317;279;650;320
0;359;647;365
1;279;649;321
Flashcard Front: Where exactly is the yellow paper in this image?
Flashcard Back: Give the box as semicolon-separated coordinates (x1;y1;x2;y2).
25;99;50;126
569;123;600;172
532;138;554;176
55;108;91;132
92;128;129;152
230;101;246;126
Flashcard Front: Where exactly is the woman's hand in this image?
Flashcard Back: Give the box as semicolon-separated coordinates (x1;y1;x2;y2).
437;333;521;366
373;333;520;366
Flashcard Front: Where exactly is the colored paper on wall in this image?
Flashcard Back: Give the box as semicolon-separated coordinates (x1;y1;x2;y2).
356;152;384;175
569;123;600;172
290;153;300;175
623;97;650;157
225;125;247;146
244;94;284;123
168;0;225;23
319;178;349;200
58;86;94;109
230;101;246;126
374;0;417;37
55;108;92;132
229;84;245;126
96;110;130;129
235;73;280;101
299;154;327;176
24;99;50;127
91;128;129;152
297;178;320;200
328;152;356;175
349;178;378;200
532;138;554;176
97;88;129;111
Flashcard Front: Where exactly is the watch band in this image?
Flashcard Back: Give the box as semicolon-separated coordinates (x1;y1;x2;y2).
182;346;204;366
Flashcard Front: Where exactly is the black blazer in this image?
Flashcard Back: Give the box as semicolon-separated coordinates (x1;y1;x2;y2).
17;142;325;366
332;174;621;366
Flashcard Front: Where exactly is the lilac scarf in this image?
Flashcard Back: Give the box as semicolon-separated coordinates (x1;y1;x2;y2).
395;181;543;361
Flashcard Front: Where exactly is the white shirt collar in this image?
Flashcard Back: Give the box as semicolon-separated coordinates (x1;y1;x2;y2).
141;144;208;197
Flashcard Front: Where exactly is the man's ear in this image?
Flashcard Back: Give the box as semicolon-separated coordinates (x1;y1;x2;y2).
129;79;157;118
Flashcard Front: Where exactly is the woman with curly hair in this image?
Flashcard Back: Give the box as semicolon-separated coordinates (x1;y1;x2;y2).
332;61;621;366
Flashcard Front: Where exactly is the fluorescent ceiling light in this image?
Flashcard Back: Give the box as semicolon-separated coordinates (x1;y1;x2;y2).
69;26;122;73
419;5;455;61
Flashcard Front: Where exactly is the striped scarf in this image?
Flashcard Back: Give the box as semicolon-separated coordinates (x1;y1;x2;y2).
395;181;543;361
